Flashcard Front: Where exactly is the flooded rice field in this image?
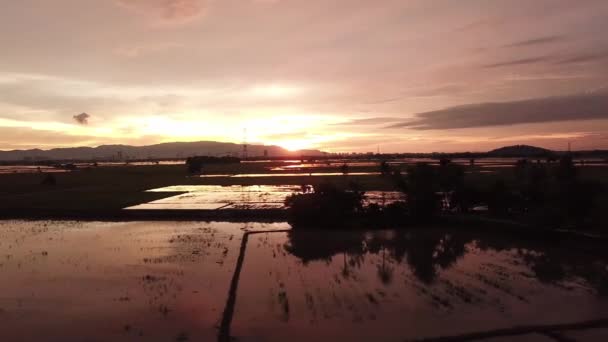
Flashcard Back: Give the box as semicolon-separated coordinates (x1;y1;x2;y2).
200;172;381;178
0;165;70;174
0;161;185;174
126;185;303;210
232;229;608;341
126;185;403;210
1;157;605;176
1;221;607;341
270;162;381;171
0;220;287;341
266;158;608;172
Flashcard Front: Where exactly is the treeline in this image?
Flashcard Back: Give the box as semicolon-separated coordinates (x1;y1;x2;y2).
186;156;241;174
285;156;606;230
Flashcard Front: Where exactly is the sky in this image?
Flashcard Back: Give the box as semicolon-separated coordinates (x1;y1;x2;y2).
1;0;608;153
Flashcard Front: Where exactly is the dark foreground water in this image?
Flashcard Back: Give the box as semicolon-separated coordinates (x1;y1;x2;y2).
1;221;607;341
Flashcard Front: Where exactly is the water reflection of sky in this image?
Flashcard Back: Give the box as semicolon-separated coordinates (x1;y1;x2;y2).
0;220;284;341
232;228;608;341
2;221;607;341
200;172;381;178
126;185;403;210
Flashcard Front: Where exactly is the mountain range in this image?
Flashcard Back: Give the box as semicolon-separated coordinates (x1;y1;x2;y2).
487;145;553;157
0;141;325;161
1;142;604;162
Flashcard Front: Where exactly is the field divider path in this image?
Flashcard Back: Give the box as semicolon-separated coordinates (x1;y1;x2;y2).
218;228;291;342
407;318;608;342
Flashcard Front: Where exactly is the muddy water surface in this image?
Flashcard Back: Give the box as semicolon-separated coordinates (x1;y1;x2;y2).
232;229;608;341
2;221;608;341
0;220;287;341
125;185;403;210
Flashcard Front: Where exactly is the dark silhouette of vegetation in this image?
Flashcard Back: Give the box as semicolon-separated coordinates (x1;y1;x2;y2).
379;160;391;176
41;173;57;185
63;163;77;170
340;163;349;175
437;159;465;210
284;228;608;292
402;163;441;220
285;155;604;231
185;156;240;174
486;180;514;216
505;154;604;228
285;182;364;227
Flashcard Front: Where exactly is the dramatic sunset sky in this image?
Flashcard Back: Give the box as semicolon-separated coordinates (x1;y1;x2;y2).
1;0;608;152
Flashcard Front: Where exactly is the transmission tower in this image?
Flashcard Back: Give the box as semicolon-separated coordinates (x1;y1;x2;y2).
242;128;248;159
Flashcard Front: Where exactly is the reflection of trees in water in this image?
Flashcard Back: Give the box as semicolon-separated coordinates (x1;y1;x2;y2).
284;230;366;264
284;229;608;293
376;247;394;285
475;235;608;295
285;229;472;284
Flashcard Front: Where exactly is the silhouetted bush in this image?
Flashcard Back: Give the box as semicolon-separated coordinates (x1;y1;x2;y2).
438;161;465;211
63;163;77;170
287;155;603;230
552;179;603;227
403;163;441;220
187;159;203;174
382;201;409;221
340;163;349;175
41;174;57;186
379;161;391;176
451;184;481;213
186;156;240;174
556;155;577;183
512;161;549;212
285;182;364;227
486;180;515;216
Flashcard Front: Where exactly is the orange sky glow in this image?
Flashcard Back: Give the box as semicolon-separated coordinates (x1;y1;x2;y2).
1;0;608;152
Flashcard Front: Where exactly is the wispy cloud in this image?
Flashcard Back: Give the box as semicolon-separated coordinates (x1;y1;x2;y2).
503;35;566;48
483;56;550;68
556;52;608;65
483;50;608;68
388;92;608;130
116;0;206;25
335;117;403;126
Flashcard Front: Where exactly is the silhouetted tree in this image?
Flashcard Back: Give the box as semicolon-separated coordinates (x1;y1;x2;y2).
41;173;56;186
514;159;529;180
512;161;549;213
285;229;470;285
556;155;577;183
486;180;513;216
376;246;394;285
404;163;440;219
438;161;465;211
285;182;365;228
340;163;349;175
379;161;391;176
186;158;203;174
185;156;240;174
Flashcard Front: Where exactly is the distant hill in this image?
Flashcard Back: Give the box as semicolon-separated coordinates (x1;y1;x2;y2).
487;145;553;157
0;141;325;161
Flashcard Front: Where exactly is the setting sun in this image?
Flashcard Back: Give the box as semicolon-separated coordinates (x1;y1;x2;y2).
2;2;608;341
273;139;314;151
